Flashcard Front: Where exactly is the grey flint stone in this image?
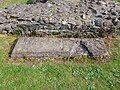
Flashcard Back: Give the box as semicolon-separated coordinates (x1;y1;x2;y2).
10;37;109;58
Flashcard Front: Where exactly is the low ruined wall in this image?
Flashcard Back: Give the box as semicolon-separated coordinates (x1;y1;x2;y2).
0;0;120;37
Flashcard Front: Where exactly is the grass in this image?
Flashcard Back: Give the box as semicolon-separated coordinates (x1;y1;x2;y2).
116;0;120;2
0;0;28;8
0;35;120;90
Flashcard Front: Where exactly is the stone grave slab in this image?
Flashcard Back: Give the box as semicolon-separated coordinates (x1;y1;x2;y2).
10;37;109;58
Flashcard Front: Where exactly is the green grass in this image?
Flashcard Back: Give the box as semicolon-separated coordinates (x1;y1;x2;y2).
0;0;28;8
0;35;120;90
116;0;120;2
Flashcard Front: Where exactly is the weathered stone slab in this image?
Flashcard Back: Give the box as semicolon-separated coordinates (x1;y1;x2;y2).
0;0;3;5
10;37;108;58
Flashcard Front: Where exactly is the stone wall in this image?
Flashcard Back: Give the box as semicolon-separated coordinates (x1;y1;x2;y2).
0;0;120;37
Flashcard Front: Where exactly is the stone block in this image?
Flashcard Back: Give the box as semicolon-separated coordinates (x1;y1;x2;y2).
10;37;109;59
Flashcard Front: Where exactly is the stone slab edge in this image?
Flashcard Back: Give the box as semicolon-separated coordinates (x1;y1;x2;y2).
10;37;109;59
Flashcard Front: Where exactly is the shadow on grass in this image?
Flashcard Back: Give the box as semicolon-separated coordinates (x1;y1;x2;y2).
9;38;18;57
